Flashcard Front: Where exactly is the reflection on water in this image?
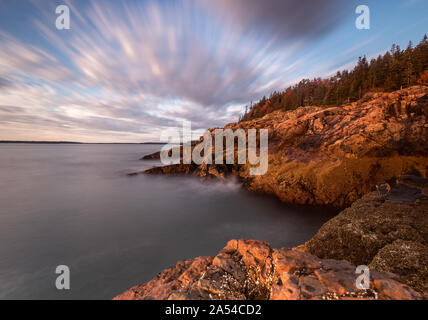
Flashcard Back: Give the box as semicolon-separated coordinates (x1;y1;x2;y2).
0;144;336;299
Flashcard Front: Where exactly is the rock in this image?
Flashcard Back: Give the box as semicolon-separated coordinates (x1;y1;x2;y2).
113;257;212;300
306;178;428;298
386;184;428;203
142;86;428;207
372;279;420;300
114;239;421;300
398;175;428;189
140;141;200;160
369;240;428;297
271;272;300;300
145;163;199;175
314;268;356;296
376;181;391;196
397;175;428;197
140;151;161;160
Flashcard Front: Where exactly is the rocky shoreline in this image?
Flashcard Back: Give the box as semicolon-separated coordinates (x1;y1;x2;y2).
114;239;422;300
304;175;428;298
135;86;428;208
118;87;428;300
115;176;427;300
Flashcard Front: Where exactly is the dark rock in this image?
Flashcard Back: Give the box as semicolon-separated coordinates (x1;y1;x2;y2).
140;151;161;160
306;177;428;298
386;183;428;203
398;175;428;188
369;240;428;296
376;181;391;196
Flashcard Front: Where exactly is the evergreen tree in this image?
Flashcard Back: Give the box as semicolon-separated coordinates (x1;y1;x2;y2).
241;37;428;122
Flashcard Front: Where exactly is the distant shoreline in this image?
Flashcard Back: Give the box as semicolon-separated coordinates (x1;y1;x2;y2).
0;141;167;145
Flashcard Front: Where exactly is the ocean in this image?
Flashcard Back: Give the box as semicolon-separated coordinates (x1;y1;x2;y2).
0;143;336;299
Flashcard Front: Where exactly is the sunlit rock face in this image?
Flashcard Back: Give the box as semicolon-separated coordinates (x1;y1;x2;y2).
114;239;422;300
140;86;428;207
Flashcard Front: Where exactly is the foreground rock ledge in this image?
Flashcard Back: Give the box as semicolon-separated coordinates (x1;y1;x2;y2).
114;239;421;300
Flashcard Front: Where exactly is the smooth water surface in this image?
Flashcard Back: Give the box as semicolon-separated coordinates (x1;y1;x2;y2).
0;144;336;299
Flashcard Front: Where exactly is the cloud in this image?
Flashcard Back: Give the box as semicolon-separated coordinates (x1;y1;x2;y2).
201;0;354;44
0;76;12;88
0;32;73;82
0;0;356;142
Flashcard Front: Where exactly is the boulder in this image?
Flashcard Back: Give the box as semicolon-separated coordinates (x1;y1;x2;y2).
306;176;428;298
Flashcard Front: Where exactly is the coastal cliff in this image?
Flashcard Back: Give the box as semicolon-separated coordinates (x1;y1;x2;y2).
140;86;428;208
117;87;428;300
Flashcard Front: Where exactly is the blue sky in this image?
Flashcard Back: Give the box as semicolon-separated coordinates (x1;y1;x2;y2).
0;0;427;142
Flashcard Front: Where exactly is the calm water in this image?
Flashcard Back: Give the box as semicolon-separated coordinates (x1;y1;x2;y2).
0;144;336;299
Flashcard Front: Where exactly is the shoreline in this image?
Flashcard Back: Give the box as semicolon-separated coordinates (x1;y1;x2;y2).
134;86;428;208
116;86;428;300
115;176;427;300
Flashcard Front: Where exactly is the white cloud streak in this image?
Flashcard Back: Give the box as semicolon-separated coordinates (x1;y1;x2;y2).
0;0;353;142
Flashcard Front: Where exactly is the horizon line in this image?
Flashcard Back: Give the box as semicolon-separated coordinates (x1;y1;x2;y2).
0;140;169;145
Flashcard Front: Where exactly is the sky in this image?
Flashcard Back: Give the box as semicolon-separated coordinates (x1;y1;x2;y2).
0;0;427;142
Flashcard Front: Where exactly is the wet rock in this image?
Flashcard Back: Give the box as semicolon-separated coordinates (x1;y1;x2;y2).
386;184;427;203
398;175;428;189
140;151;161;160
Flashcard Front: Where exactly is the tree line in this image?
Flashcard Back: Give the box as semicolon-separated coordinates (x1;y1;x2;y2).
240;35;428;121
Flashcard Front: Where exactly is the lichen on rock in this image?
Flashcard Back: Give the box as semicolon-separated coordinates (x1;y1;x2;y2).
114;239;422;300
305;176;428;298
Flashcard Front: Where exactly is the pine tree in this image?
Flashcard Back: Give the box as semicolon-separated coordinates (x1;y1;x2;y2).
240;37;428;121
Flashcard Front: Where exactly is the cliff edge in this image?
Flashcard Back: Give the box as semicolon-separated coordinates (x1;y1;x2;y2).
141;86;428;208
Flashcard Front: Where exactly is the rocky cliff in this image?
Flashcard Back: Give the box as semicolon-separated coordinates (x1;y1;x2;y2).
140;86;428;208
118;87;428;300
